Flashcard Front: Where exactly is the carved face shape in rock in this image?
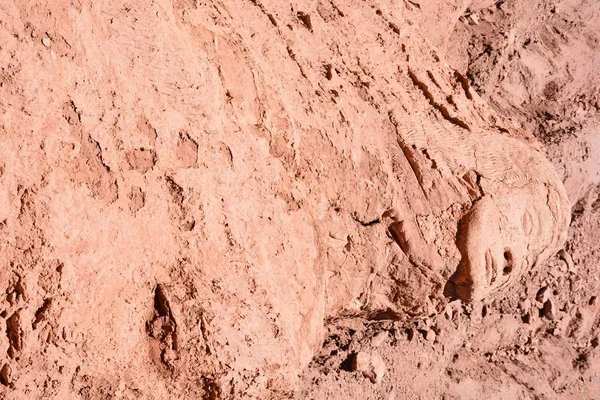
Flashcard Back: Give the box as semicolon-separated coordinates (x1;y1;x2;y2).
448;138;570;302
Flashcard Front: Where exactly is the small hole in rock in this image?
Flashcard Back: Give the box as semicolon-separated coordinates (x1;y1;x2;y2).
340;354;354;371
503;249;513;275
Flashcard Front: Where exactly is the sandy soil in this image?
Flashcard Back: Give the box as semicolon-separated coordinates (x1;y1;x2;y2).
0;0;598;399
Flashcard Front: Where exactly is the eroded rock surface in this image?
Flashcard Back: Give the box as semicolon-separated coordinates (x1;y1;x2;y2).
0;0;573;398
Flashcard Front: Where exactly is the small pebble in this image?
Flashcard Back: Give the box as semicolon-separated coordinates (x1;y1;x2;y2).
371;332;388;348
520;298;532;311
352;351;386;384
352;351;370;372
369;352;387;384
425;329;436;343
42;37;52;47
445;308;453;320
536;286;550;303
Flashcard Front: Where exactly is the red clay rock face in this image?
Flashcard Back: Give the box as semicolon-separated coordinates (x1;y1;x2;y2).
0;0;596;399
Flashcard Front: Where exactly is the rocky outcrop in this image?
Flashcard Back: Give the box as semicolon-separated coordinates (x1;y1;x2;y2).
0;0;570;398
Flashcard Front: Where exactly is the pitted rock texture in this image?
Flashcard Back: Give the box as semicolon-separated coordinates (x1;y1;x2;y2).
0;0;595;399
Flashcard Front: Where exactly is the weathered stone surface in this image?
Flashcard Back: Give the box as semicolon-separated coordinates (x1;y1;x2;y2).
0;0;575;398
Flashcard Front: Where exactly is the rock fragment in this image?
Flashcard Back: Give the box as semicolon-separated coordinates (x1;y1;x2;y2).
445;300;460;320
520;298;532;312
42;37;52;47
352;351;371;373
351;351;387;384
467;14;479;25
444;306;453;320
558;249;575;272
369;352;387;384
536;286;550;303
371;332;388;348
424;329;436;343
